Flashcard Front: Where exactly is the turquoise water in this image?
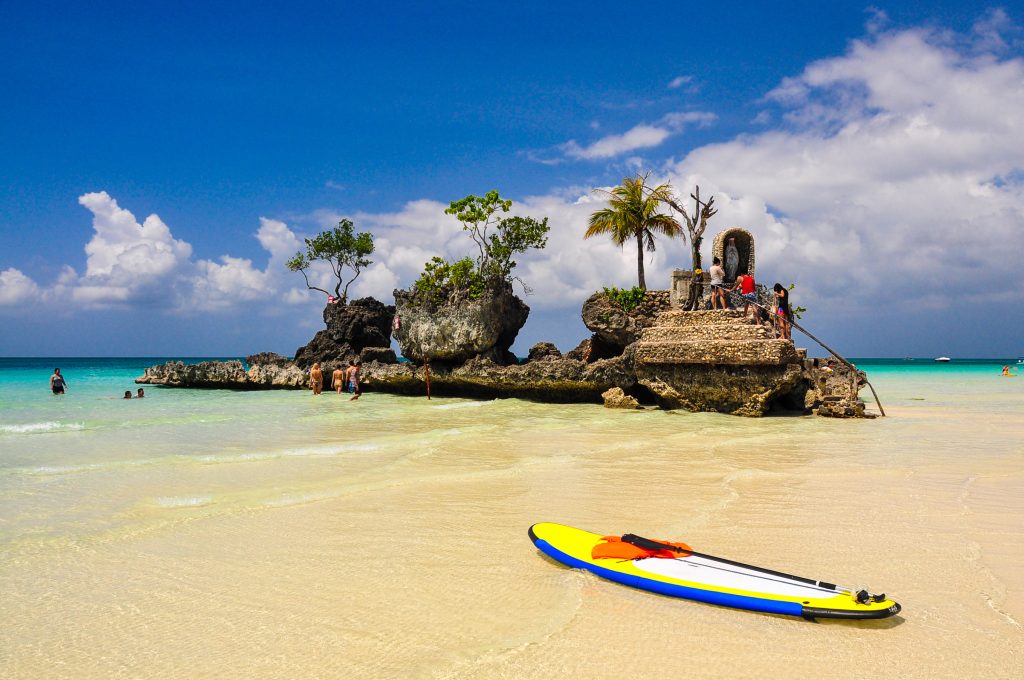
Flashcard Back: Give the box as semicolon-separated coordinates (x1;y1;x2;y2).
1;356;1022;677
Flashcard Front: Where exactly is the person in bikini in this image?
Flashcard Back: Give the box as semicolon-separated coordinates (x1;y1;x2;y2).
332;365;346;394
49;368;67;395
309;363;323;395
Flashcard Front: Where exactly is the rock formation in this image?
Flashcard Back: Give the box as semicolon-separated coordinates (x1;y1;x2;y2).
138;357;306;389
601;387;641;409
392;285;528;365
293;297;396;369
137;287;874;418
634;309;805;416
581;290;672;352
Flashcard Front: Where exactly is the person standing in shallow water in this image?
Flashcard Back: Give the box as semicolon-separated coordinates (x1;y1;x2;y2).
136;388;145;398
331;365;346;394
49;368;67;395
346;360;361;401
309;363;323;395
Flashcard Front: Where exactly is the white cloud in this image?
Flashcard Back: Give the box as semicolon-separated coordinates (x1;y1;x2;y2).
668;75;693;89
666;22;1024;312
1;194;317;314
72;191;193;306
560;111;716;160
0;268;41;305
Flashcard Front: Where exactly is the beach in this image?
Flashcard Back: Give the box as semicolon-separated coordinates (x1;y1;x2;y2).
1;358;1022;678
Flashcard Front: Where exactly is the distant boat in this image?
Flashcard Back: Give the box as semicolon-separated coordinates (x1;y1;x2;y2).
1018;357;1023;364
935;357;951;362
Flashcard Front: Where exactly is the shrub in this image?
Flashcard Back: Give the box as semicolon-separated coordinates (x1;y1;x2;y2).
603;286;646;312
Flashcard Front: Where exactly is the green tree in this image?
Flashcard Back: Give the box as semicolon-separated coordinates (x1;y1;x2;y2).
444;190;549;285
286;219;374;303
585;173;682;290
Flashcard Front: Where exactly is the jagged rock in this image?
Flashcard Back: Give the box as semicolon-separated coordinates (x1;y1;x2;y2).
527;342;561;362
602;387;641;409
138;358;305;390
359;346;397;364
137;360;251;388
392;285;528;365
350;351;635;402
246;351;292;367
293;297;395;368
581;290;672;349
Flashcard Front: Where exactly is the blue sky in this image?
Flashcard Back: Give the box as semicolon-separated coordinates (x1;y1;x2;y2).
2;2;1023;358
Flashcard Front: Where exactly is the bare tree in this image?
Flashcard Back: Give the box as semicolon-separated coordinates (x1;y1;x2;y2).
657;185;717;310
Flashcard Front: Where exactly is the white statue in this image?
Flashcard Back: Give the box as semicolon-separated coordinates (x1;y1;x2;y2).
725;237;740;282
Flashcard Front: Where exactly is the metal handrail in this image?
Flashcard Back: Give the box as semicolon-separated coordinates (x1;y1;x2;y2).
686;279;886;416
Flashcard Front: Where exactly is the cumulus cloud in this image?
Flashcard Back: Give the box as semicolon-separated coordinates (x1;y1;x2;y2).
560;111;716;160
0;193;317;314
0;268;41;305
73;191;193;306
666;21;1024;312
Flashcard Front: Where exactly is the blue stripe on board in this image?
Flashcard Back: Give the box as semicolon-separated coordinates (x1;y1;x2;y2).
534;538;804;617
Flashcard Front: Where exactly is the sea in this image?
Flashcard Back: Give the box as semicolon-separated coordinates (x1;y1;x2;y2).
1;357;1022;678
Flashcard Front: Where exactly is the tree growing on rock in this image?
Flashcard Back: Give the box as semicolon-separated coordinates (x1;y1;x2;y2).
412;191;549;304
585;173;682;291
286;219;374;303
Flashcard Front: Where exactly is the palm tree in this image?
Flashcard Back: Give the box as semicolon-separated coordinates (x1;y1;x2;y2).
585;173;682;290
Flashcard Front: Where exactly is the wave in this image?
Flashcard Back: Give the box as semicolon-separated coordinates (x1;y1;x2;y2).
0;421;85;434
153;495;215;508
431;400;493;411
194;442;382;464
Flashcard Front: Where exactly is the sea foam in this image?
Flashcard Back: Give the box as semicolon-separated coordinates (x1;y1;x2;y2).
0;421;85;434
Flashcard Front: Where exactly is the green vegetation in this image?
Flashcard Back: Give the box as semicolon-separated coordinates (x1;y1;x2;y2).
411;190;549;305
413;256;486;306
585;173;682;290
286;219;374;303
788;284;808;319
603;286;647;312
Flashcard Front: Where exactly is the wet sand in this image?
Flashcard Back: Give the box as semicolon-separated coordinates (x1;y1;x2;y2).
1;365;1022;678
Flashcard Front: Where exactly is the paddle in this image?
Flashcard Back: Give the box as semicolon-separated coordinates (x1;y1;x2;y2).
621;534;885;603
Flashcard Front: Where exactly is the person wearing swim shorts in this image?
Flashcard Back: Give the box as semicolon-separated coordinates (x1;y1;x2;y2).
49;368;67;395
709;257;726;309
730;273;758;323
346;360;361;401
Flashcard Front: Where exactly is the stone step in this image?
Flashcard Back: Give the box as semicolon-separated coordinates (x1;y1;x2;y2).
635;339;800;366
641;323;771;342
654;310;752;327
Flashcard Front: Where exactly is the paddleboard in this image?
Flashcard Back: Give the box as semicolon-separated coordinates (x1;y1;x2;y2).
529;523;901;620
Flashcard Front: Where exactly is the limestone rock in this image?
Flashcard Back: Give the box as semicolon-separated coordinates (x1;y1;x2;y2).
392;285;528;365
601;387;641;409
527;342;561;362
137;360;251;388
293;297;395;369
359;346;398;364
581;290;671;349
246;351;292;367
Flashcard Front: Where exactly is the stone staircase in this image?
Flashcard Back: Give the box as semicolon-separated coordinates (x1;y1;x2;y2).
635;310;799;367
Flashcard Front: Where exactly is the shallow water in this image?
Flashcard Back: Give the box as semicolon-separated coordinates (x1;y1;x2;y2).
1;358;1022;678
